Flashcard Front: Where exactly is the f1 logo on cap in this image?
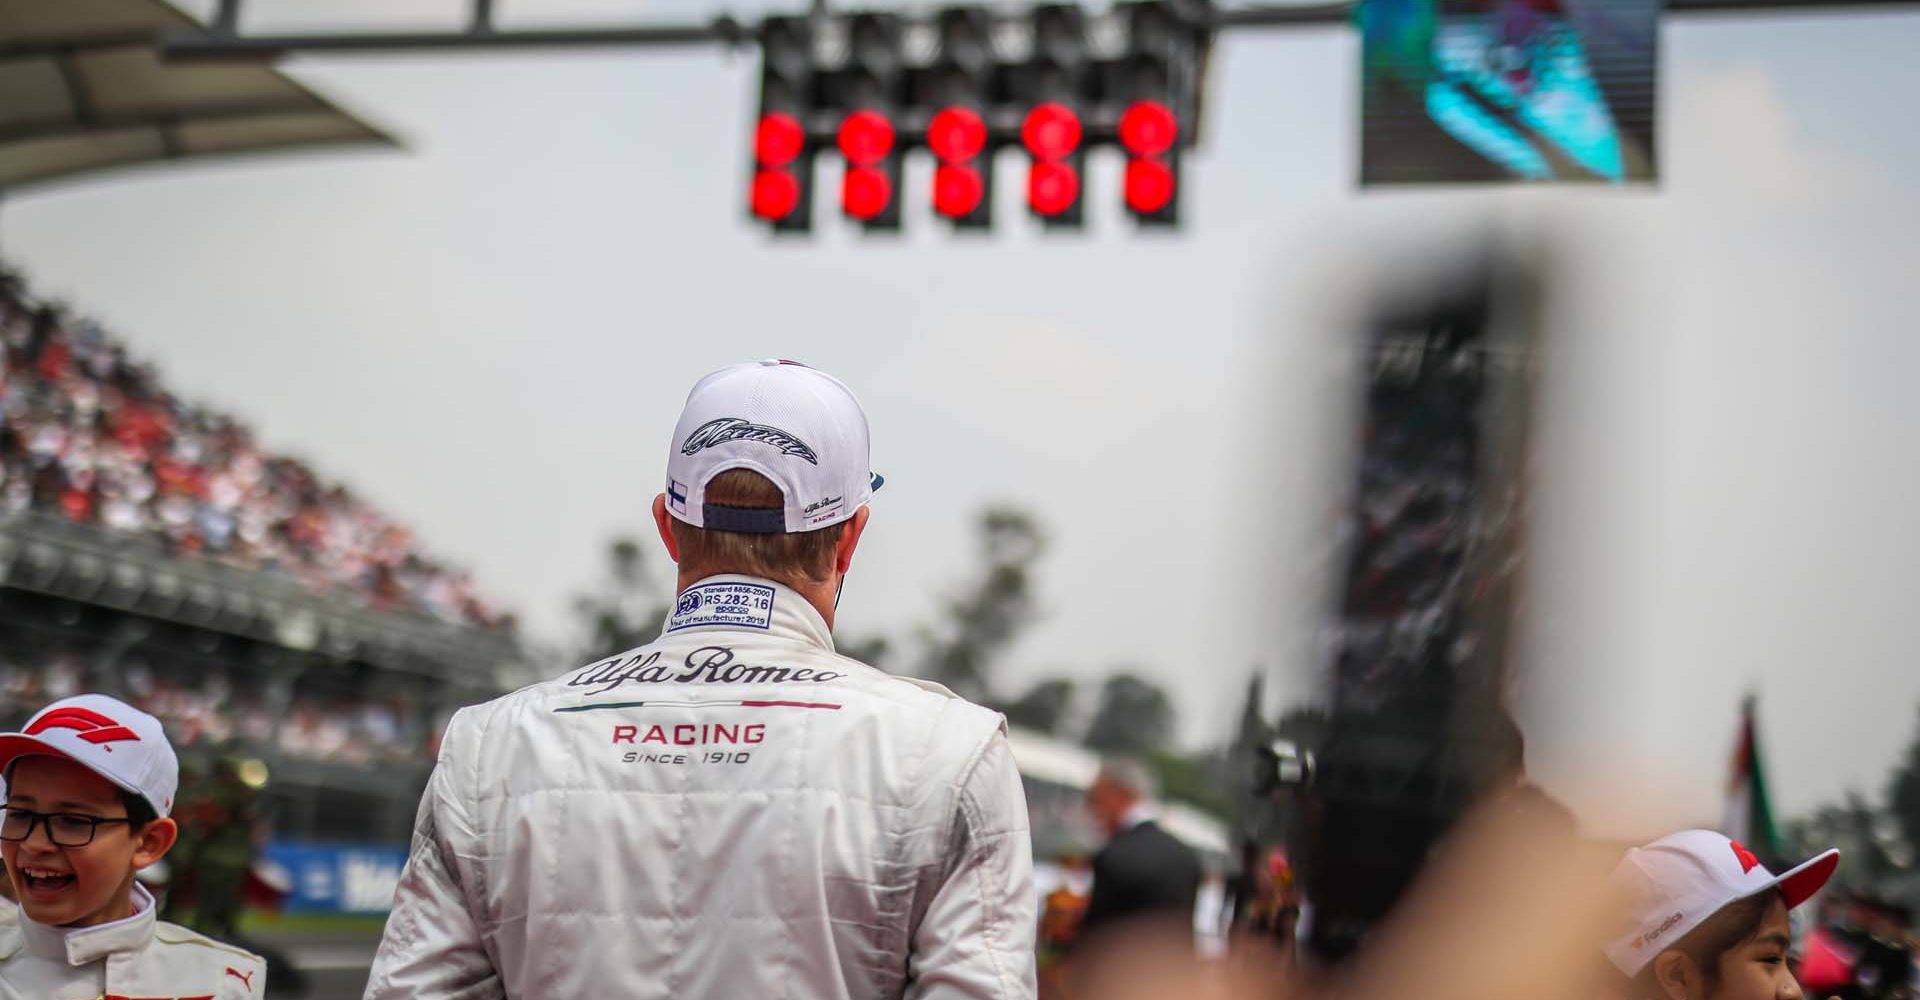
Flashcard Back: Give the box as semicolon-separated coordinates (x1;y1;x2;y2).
26;706;141;748
1730;840;1761;873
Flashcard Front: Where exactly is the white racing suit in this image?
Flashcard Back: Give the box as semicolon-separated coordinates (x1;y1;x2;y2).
0;884;266;999
365;574;1037;1000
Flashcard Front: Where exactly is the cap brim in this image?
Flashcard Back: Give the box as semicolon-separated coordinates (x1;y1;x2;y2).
1772;849;1841;909
0;734;146;803
0;733;66;775
870;472;884;493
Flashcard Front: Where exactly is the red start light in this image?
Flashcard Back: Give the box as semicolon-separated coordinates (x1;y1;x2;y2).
842;164;893;220
1027;160;1079;216
1124;157;1176;214
1021;102;1082;160
755;112;805;168
751;169;801;220
933;164;985;218
928;106;988;163
1119;100;1178;157
837;110;896;167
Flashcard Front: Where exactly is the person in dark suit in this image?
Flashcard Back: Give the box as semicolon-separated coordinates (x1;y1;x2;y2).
1079;758;1203;941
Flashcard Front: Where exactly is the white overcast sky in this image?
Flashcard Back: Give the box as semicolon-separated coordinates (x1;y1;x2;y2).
4;0;1917;833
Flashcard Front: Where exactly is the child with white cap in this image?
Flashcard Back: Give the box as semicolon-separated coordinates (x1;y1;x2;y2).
0;693;265;998
1607;829;1841;1000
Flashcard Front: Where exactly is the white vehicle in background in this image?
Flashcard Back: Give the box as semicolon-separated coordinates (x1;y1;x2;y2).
1006;725;1235;955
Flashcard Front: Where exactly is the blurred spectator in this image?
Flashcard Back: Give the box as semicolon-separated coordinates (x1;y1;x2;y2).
0;272;509;631
1229;844;1300;953
0;643;428;767
1836;894;1917;1000
1039;855;1093;1000
1081;759;1204;943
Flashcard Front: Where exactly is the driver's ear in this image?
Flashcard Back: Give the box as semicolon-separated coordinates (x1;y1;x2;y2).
833;506;870;576
653;495;682;563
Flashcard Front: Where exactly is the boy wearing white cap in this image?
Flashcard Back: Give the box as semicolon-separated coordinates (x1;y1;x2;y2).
367;360;1036;1000
0;693;265;998
1608;829;1840;1000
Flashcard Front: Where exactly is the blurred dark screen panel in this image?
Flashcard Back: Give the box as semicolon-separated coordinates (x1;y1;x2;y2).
1359;0;1660;184
1303;258;1541;964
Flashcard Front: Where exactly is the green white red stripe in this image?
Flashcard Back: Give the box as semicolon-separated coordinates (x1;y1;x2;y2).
1722;695;1780;858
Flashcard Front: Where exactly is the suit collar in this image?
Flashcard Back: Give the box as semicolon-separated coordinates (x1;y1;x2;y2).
662;575;834;652
19;881;155;966
1120;801;1160;834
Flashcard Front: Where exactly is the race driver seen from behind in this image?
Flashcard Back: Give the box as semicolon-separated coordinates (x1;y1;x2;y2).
364;360;1037;1000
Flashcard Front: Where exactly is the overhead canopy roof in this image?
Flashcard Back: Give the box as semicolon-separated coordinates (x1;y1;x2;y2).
0;0;396;195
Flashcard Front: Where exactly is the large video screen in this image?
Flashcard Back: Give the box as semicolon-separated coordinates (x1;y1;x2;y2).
1359;0;1659;184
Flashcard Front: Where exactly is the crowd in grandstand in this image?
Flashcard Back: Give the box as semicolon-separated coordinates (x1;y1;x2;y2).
0;650;431;767
0;268;508;630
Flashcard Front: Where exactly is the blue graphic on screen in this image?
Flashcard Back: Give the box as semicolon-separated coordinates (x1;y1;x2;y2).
1360;0;1657;184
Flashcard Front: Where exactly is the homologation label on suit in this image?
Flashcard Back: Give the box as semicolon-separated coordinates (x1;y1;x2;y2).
666;580;776;632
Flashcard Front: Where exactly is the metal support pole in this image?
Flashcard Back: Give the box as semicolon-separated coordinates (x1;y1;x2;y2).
162;21;754;59
1214;0;1917;28
1215;3;1348;28
161;0;1920;62
212;0;242;34
156;0;1920;59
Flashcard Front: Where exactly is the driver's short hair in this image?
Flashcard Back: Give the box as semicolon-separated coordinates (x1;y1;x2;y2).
671;469;847;587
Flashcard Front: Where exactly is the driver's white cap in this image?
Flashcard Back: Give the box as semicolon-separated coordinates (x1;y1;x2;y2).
0;694;179;818
664;360;882;534
1605;829;1839;976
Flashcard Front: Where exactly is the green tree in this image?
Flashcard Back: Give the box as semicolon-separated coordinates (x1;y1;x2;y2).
573;536;673;660
1084;672;1175;755
1273;704;1330;747
1148;747;1232;818
1886;708;1920;860
838;634;892;670
1788;791;1902;885
1000;678;1076;734
914;507;1045;702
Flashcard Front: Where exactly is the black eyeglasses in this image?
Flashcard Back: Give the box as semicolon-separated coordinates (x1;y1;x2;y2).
0;807;134;847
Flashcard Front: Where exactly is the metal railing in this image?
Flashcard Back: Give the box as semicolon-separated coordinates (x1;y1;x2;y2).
0;512;525;685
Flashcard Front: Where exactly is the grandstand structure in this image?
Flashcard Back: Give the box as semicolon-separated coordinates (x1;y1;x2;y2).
0;271;524;846
0;0;395;197
0;0;1239;904
0;0;505;855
